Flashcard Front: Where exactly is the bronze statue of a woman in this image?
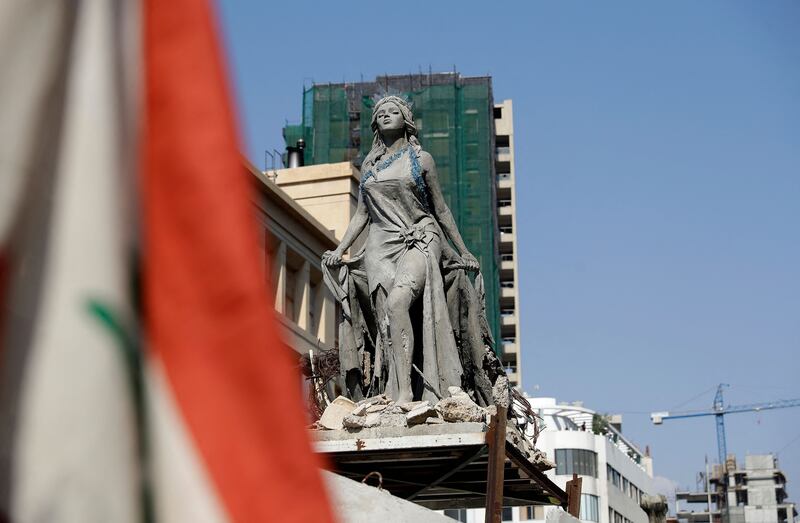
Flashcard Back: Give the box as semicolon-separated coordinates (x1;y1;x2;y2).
323;96;503;405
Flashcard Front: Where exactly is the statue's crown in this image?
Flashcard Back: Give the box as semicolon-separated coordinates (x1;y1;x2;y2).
371;91;413;111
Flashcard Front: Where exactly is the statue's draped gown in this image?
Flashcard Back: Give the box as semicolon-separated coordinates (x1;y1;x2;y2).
323;145;496;404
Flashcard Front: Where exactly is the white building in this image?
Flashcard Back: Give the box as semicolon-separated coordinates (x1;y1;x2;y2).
442;397;655;523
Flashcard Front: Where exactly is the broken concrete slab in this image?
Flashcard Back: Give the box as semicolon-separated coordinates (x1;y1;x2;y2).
366;404;388;414
399;400;430;413
319;396;357;430
406;404;438;425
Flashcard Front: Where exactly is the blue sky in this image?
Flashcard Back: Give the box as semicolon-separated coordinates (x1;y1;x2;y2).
218;0;800;503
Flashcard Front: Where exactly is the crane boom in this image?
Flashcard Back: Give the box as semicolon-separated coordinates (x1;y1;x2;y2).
651;384;800;465
652;398;800;421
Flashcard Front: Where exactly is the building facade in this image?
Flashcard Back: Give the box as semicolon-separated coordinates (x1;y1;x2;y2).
527;398;655;523
494;99;521;388
444;398;655;523
272;161;362;250
247;160;338;355
282;73;524;387
675;454;796;523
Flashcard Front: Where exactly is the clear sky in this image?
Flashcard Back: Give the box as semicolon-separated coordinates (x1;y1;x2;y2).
217;0;800;505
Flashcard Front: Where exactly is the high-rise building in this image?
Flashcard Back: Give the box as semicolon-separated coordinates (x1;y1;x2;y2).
494;99;521;388
283;72;523;383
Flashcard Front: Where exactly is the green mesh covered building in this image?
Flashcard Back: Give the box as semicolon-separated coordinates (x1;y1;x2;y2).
283;73;502;352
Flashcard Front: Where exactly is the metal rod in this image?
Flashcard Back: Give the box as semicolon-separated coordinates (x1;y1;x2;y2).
411;364;442;400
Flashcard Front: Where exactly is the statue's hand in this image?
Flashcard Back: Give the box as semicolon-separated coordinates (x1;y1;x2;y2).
322;249;344;267
461;252;480;272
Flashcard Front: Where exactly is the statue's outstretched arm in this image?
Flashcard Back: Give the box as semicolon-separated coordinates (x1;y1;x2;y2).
322;192;368;266
421;152;479;270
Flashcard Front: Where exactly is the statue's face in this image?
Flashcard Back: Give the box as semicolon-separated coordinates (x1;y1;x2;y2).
375;102;405;134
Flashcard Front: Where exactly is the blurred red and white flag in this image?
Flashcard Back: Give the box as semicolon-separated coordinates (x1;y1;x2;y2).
0;0;334;521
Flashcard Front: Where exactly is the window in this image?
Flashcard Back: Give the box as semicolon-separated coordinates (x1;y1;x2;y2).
525;506;546;520
607;465;621;488
502;507;513;521
554;449;598;477
443;508;467;522
494;106;503;119
580;494;599;522
630;484;640;503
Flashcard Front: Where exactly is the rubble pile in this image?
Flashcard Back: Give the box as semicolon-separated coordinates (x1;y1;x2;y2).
311;386;553;468
314;386;491;431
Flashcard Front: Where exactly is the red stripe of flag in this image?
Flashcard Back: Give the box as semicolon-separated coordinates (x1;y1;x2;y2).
141;0;334;521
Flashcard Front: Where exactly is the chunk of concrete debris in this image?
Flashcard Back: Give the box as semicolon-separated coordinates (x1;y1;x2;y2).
425;416;445;425
492;375;510;408
366;404;388;414
448;386;470;399
364;413;381;428
406;403;437;425
319;396;356;430
343;414;366;430
436;393;485;423
399;400;429;413
351;404;368;417
357;394;390;407
378;413;407;428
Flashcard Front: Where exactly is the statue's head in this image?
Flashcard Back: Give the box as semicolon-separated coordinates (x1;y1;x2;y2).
370;96;417;140
362;95;421;170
